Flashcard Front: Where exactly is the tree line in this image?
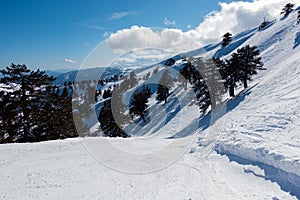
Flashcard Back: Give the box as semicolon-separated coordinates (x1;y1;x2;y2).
0;64;88;143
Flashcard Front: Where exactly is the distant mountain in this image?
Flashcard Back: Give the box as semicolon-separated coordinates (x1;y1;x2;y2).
45;70;63;78
53;67;122;85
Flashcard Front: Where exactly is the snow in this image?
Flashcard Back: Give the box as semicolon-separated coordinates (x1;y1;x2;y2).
0;138;295;200
1;8;300;200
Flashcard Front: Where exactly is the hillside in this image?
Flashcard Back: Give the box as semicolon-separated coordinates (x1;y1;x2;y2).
0;7;300;200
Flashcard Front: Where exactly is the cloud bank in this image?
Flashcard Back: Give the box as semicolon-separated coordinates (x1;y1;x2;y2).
105;0;298;54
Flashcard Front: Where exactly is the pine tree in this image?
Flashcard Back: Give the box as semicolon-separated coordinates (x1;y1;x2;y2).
98;100;128;137
0;91;18;143
258;18;270;31
165;58;176;66
221;32;233;47
281;3;295;17
236;45;264;89
0;64;55;142
32;88;80;140
297;11;300;24
224;54;240;97
156;69;173;103
201;59;225;109
179;62;194;90
61;86;69;98
129;85;151;122
103;88;112;99
190;58;212;111
110;84;130;126
129;71;138;88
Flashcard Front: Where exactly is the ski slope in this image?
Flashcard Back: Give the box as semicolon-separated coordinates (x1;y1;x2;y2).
1;8;300;200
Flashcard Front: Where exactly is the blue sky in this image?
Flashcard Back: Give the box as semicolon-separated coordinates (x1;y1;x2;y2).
1;0;281;70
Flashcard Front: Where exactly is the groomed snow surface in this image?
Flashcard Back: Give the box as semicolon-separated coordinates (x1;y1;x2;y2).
1;9;300;200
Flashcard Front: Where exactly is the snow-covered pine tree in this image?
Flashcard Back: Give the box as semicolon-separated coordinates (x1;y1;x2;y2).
0;64;55;142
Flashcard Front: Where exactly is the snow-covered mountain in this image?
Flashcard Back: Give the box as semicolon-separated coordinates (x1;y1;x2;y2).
1;8;300;200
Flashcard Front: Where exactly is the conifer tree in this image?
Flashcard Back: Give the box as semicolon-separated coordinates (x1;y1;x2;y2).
129;85;151;122
129;71;138;88
224;54;240;97
221;32;233;47
179;62;194;90
297;10;300;24
156;70;173;103
98;100;128;137
236;45;263;89
0;64;55;142
281;3;295;17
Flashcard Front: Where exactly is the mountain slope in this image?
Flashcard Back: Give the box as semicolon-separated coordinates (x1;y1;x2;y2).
0;8;300;200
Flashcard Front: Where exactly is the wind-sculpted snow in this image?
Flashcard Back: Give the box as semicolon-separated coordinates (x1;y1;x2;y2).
204;10;300;198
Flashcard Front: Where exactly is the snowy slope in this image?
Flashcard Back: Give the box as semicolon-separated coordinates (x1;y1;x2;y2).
1;8;300;200
207;10;300;197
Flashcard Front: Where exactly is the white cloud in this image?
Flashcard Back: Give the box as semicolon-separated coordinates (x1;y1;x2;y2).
105;0;298;54
108;11;141;20
164;18;176;26
108;12;129;20
106;26;200;54
63;59;76;64
195;0;298;44
76;23;105;30
103;31;111;37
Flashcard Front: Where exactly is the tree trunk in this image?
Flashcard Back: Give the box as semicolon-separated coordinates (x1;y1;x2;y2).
243;78;248;89
229;84;235;97
140;113;146;122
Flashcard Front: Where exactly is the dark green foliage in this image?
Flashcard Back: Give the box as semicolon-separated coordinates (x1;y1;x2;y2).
98;100;128;137
235;45;264;89
222;45;264;97
103;89;112;99
224;55;240;97
281;3;295;17
129;85;151;122
179;62;194;90
179;59;212;111
156;70;174;103
0;64;55;142
258;19;271;31
165;58;176;66
0;64;82;143
110;84;130;126
221;32;233;47
200;59;225;109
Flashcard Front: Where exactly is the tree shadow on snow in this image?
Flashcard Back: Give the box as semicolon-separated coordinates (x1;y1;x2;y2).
293;32;300;49
216;152;300;199
168;84;256;139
